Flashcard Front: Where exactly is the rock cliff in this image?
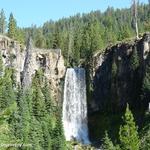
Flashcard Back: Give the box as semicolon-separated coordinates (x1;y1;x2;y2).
91;33;150;112
0;35;66;101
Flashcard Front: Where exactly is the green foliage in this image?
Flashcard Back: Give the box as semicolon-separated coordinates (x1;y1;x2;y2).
119;104;140;150
140;125;150;150
130;48;140;71
16;28;25;44
0;9;7;34
101;131;119;150
140;111;150;150
0;68;16;110
8;13;17;39
0;66;66;149
0;102;18;150
19;3;149;66
42;78;53;114
51;115;66;150
34;28;46;48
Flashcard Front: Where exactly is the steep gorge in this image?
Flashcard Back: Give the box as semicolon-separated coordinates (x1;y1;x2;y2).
0;33;150;146
88;32;150;142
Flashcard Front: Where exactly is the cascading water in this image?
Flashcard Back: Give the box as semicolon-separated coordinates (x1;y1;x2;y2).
62;68;90;144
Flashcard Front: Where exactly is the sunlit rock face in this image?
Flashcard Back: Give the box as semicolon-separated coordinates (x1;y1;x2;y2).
63;68;90;144
0;35;66;101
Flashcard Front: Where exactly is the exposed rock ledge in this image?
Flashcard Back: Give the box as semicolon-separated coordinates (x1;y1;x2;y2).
0;35;66;101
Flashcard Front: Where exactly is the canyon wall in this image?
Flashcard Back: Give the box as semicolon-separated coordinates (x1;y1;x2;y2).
0;35;66;101
91;33;150;112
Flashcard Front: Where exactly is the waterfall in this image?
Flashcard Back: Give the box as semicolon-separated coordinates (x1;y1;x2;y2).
62;68;90;144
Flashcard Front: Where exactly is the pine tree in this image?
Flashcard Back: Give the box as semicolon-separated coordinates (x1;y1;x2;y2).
34;29;46;48
52;114;66;150
19;90;31;144
0;9;7;34
67;23;74;66
0;68;16;110
73;25;82;66
101;131;119;150
42;79;52;114
8;13;17;39
141;125;150;150
16;28;25;44
90;20;104;52
130;47;140;71
41;121;52;150
0;102;18;150
31;71;46;119
29;117;42;150
52;24;61;49
119;104;140;150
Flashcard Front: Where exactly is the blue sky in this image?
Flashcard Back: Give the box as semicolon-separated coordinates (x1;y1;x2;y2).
0;0;148;27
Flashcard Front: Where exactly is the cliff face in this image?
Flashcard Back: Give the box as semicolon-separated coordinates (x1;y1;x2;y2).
91;33;150;112
0;35;66;101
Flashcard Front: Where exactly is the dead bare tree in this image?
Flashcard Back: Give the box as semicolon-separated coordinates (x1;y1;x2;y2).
131;0;139;39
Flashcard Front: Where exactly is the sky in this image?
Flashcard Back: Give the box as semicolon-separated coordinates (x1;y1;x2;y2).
0;0;148;27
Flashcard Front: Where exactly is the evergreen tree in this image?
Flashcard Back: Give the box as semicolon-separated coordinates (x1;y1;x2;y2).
31;71;46;119
52;114;66;150
16;28;25;44
90;20;104;52
34;29;46;48
141;125;150;150
0;68;16;110
67;23;74;66
29;117;42;150
52;24;61;49
81;23;91;60
19;90;31;145
0;9;7;34
73;24;82;66
8;13;17;39
101;131;119;150
42;79;52;114
119;104;140;150
130;47;140;71
41;120;52;150
0;102;18;150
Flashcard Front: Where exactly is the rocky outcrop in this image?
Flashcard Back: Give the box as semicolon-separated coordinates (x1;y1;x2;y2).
22;38;66;101
0;35;25;82
0;35;66;101
91;33;150;112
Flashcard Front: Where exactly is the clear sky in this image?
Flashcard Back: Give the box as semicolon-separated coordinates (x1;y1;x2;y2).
0;0;148;27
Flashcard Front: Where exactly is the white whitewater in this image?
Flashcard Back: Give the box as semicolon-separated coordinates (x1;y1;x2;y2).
62;68;90;144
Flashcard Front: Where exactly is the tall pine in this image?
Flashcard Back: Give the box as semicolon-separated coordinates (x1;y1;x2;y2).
0;9;7;34
8;13;17;39
119;104;140;150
